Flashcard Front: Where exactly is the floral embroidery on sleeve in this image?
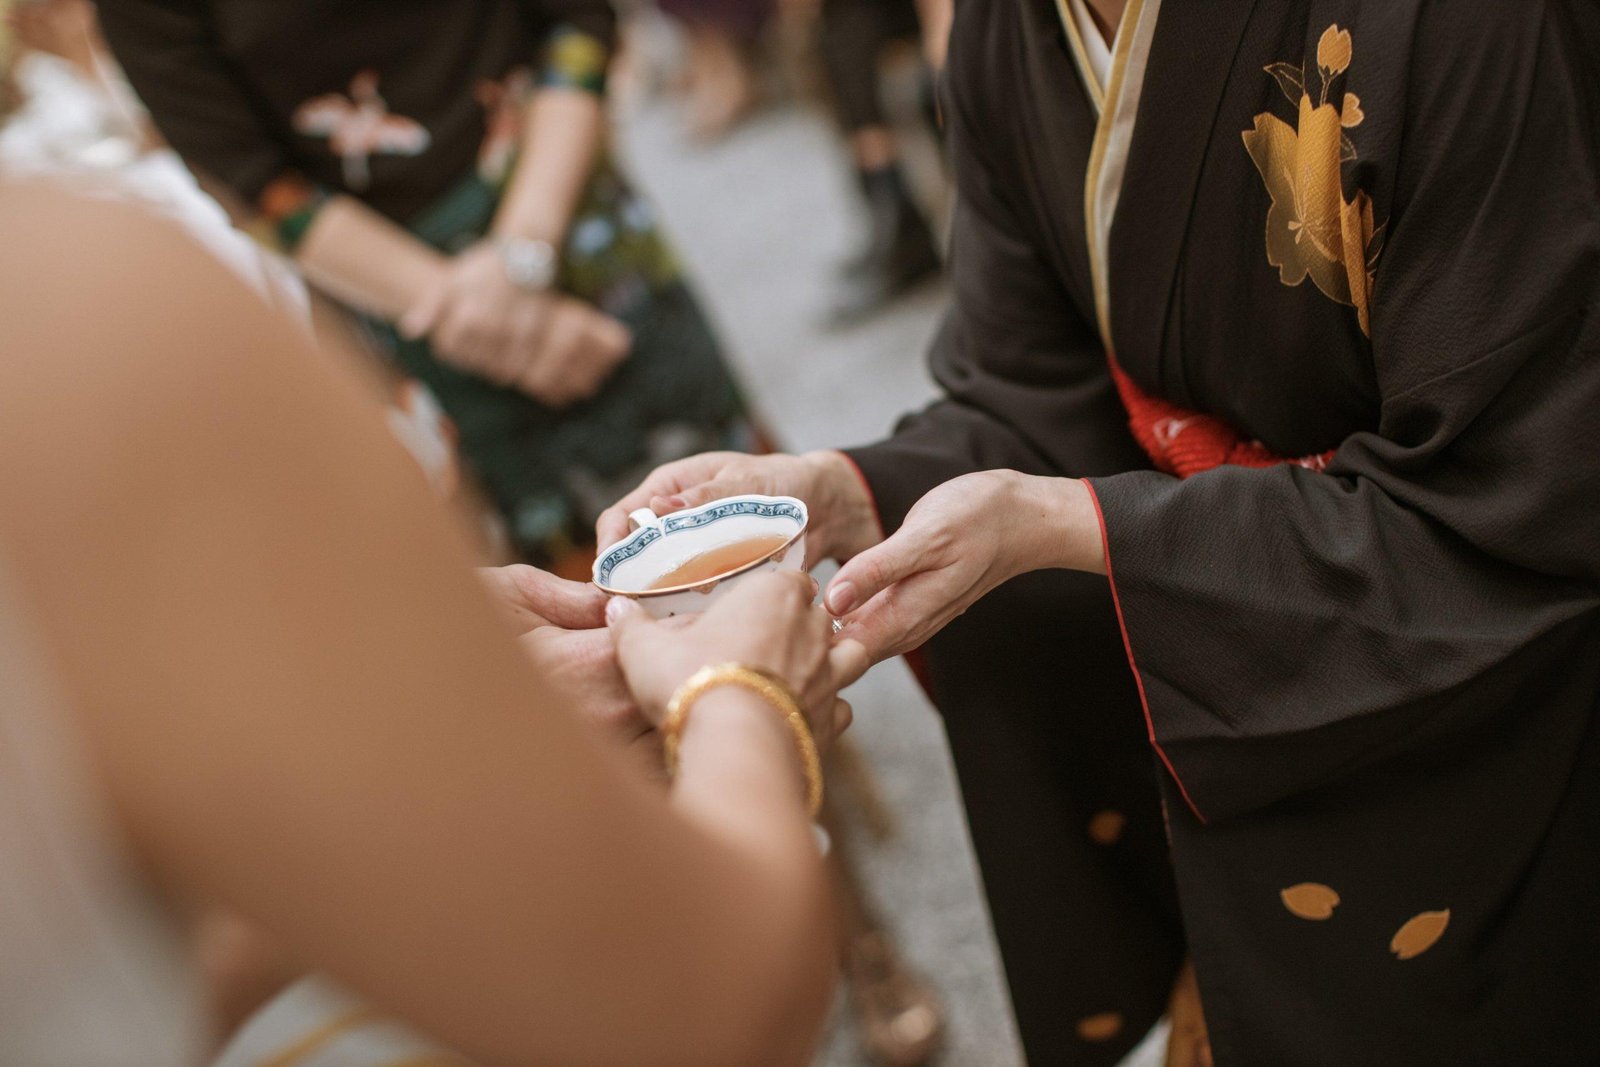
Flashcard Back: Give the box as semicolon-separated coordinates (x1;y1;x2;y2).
1242;24;1385;335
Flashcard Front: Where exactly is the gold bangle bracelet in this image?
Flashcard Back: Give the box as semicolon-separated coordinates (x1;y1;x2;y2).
662;663;824;818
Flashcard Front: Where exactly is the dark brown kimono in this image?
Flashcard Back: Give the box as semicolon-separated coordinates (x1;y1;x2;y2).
847;0;1600;1062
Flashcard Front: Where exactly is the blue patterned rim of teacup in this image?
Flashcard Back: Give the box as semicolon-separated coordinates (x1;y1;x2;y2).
593;495;808;593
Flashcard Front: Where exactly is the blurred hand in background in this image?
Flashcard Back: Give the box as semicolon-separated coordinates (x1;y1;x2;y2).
402;243;632;408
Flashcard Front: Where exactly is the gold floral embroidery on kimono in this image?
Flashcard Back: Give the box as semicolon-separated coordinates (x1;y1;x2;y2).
1243;24;1385;335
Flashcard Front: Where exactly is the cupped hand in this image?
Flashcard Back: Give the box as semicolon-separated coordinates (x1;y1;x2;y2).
606;570;870;752
595;450;881;564
401;243;630;407
824;471;1103;661
520;624;649;743
479;566;657;760
478;564;609;635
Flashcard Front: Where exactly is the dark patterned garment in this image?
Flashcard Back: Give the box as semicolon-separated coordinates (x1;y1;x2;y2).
98;0;614;220
847;0;1600;1063
99;0;754;562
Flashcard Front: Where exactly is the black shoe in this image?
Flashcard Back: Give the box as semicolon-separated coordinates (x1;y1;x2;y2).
828;165;943;325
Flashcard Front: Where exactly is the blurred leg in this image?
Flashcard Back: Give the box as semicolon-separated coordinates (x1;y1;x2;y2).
816;0;941;322
682;23;761;141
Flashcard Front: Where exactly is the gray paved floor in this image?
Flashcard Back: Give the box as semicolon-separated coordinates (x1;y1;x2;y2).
618;93;1025;1067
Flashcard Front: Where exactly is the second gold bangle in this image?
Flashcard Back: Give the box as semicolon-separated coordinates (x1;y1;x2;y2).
662;663;824;818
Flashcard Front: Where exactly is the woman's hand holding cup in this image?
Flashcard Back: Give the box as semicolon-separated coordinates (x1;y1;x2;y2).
595;450;883;565
606;570;869;754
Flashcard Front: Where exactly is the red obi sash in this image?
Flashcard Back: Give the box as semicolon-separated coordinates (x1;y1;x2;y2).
1108;357;1335;477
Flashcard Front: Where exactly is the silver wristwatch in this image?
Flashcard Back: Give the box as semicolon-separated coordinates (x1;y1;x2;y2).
496;236;558;291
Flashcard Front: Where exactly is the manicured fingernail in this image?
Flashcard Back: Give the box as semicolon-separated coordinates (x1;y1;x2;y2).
826;581;856;615
606;597;636;624
662;495;687;509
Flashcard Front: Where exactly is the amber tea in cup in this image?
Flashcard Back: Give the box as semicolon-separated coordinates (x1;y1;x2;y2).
645;533;792;590
593;495;809;619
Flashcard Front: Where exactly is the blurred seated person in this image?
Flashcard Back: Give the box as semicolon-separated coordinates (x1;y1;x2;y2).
0;181;868;1065
96;0;762;565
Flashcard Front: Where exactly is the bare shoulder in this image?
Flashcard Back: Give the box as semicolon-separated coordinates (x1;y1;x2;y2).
0;179;300;387
0;180;369;565
0;179;230;301
0;181;327;468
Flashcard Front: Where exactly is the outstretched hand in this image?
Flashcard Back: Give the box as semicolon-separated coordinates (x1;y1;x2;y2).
479;563;609;635
824;471;1104;661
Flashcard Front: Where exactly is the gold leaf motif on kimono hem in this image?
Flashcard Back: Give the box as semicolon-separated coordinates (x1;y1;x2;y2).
1390;909;1451;960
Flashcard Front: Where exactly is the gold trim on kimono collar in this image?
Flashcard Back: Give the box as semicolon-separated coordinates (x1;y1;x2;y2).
1058;0;1163;353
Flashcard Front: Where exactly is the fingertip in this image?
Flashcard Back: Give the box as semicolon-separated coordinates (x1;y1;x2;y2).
605;596;642;628
651;494;689;514
778;568;816;603
833;636;871;683
825;579;857;616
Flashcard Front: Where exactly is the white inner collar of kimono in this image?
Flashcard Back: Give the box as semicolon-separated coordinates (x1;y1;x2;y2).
1067;0;1113;90
1055;0;1163;350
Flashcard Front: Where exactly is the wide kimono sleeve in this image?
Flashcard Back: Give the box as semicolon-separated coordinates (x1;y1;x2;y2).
98;0;294;207
1084;3;1600;823
843;19;1145;533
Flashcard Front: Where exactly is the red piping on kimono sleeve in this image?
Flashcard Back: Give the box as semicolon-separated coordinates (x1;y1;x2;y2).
1083;480;1207;825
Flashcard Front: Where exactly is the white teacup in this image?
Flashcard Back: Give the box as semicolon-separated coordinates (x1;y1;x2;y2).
592;494;809;618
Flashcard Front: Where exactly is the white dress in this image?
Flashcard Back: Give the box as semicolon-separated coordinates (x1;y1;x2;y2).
0;563;202;1065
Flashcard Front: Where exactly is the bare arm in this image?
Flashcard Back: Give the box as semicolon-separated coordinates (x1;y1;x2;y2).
292;194;447;320
0;186;837;1067
399;80;630;405
491;87;605;247
288;87;605;323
